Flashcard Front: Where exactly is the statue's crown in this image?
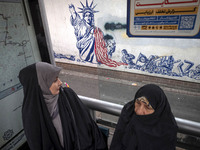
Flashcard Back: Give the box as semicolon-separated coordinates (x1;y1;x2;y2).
78;0;98;14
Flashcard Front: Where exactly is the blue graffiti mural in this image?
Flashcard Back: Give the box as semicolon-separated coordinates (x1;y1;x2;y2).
121;49;135;69
188;64;200;80
104;34;116;58
121;50;200;80
68;0;127;67
61;0;200;81
54;51;75;61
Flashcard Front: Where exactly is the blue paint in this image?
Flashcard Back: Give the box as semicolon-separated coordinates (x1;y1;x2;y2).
68;0;97;64
104;34;116;58
121;51;200;80
177;60;194;76
64;0;200;80
54;52;75;61
68;0;126;67
121;49;135;69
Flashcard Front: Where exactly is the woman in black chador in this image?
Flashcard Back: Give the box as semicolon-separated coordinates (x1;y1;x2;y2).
110;84;178;150
19;62;107;150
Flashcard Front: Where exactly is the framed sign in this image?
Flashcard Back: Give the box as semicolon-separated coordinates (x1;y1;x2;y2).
127;0;200;38
0;0;41;149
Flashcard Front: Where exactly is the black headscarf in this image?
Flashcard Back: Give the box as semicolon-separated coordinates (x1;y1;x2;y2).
19;63;107;150
110;84;178;150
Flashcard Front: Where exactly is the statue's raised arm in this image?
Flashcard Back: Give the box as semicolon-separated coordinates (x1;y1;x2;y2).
69;4;76;19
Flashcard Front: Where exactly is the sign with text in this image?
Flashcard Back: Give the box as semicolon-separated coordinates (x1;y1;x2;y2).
127;0;200;38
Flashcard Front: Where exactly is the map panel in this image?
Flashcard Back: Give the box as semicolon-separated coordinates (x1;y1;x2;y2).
0;1;41;148
0;2;36;97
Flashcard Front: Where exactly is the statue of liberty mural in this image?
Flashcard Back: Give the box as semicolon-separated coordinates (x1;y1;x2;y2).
69;0;127;67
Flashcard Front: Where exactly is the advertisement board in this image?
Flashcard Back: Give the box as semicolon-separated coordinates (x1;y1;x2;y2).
127;0;200;38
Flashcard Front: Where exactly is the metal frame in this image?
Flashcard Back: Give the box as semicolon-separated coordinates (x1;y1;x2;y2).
38;0;56;65
79;95;200;137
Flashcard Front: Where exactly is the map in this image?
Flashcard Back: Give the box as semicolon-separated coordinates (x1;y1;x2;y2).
0;1;41;148
0;2;36;99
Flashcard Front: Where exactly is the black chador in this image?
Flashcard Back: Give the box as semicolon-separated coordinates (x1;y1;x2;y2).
19;63;107;150
110;84;178;150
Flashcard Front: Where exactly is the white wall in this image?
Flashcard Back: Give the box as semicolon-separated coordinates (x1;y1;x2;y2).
40;0;200;83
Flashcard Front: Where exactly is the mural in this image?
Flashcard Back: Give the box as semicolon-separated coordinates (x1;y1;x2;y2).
67;0;127;67
49;0;200;82
121;50;200;80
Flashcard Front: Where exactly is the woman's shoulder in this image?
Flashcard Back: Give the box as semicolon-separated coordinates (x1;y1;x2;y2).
62;87;76;94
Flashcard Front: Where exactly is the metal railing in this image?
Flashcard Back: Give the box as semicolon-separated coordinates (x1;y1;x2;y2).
79;95;200;137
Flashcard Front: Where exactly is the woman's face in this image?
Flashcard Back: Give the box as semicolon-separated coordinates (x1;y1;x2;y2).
134;97;155;115
49;77;62;95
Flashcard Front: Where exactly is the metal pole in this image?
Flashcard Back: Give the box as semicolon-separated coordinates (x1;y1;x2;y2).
79;95;200;137
176;118;200;136
79;95;123;116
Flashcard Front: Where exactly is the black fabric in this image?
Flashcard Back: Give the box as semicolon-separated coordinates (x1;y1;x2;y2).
110;84;178;150
19;64;107;150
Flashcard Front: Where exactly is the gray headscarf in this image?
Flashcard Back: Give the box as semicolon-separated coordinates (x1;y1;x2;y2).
36;62;64;147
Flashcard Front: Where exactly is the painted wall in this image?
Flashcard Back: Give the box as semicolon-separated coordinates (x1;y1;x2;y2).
40;0;200;83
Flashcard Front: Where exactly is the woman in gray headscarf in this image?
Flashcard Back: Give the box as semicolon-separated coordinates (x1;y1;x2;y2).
36;62;64;146
19;62;107;150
